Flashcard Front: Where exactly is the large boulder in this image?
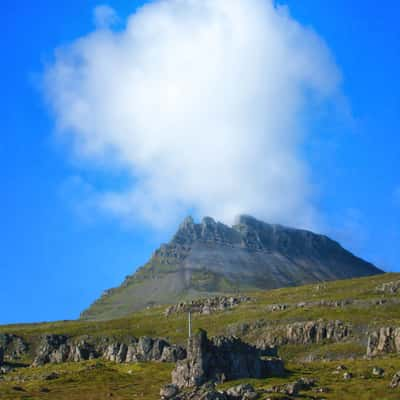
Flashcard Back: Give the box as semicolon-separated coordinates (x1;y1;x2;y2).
160;384;179;399
172;330;284;389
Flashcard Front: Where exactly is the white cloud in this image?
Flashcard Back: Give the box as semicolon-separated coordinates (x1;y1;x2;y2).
44;0;341;229
93;5;119;29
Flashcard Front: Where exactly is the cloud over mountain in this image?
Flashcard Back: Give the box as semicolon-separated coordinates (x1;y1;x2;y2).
44;0;341;229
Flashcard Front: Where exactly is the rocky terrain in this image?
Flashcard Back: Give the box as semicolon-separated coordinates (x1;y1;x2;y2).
1;273;400;399
164;296;253;316
81;215;382;320
31;334;186;367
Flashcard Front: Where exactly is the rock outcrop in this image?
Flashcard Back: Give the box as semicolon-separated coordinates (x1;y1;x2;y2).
0;347;3;366
266;298;399;313
0;334;28;361
32;334;186;367
171;330;284;389
229;319;352;347
164;296;252;317
375;280;400;294
285;320;351;345
367;327;400;356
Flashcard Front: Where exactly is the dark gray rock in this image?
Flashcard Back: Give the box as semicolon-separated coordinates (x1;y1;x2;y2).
43;372;59;380
0;347;3;366
343;372;353;380
160;384;179;399
0;365;14;374
172;330;284;389
372;367;385;377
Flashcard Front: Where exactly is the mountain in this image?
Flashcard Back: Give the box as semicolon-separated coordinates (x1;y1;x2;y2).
81;215;383;320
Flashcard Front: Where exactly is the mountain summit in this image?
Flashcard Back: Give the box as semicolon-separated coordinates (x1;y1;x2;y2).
81;215;382;320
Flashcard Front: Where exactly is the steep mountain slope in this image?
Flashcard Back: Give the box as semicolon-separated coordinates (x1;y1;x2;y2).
81;215;382;320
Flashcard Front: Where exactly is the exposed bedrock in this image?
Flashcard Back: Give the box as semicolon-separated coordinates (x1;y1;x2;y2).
164;296;252;317
32;334;186;367
0;334;28;361
375;280;400;294
367;327;400;356
228;319;352;347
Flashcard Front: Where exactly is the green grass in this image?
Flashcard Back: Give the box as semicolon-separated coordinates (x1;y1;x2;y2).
217;357;400;399
2;358;399;400
0;361;173;400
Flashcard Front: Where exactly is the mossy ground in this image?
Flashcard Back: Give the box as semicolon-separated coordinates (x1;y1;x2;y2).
2;358;400;400
218;356;400;400
1;273;400;399
0;361;173;400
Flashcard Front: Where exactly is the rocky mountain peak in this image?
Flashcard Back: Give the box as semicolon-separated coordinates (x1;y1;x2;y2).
81;215;383;320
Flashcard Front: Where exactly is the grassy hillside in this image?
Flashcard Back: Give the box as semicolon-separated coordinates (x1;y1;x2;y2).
80;260;239;321
1;273;400;399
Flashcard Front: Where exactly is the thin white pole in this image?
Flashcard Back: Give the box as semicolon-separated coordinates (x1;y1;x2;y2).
188;310;192;338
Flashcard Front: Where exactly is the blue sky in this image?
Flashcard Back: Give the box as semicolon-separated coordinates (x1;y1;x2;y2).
1;0;399;325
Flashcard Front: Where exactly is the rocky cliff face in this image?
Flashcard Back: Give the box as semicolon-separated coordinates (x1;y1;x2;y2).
32;334;186;367
81;215;382;320
367;327;400;356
